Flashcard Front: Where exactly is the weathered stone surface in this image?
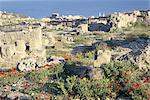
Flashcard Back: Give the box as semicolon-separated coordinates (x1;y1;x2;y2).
1;45;16;58
89;67;104;80
137;44;150;70
46;32;57;46
78;24;88;33
94;49;111;67
116;39;150;70
109;10;150;31
110;12;137;30
0;28;46;68
15;40;26;52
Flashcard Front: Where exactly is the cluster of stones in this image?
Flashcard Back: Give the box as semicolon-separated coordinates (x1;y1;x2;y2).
116;39;150;70
87;38;150;79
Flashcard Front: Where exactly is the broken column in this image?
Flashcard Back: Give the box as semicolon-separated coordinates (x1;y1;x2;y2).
29;28;43;51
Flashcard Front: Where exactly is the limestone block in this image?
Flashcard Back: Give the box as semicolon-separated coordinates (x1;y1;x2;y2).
29;39;42;51
30;28;42;40
78;24;88;33
42;38;49;46
94;50;111;67
1;45;16;58
46;32;57;45
29;28;43;50
15;40;26;52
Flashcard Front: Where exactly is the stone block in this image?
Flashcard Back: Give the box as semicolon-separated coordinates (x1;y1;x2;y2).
94;50;111;67
15;40;26;52
1;45;15;58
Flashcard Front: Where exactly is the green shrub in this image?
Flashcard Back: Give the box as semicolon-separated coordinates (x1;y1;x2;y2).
73;78;93;99
26;63;64;83
102;61;132;79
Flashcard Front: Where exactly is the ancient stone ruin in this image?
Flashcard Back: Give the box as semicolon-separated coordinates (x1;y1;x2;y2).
0;28;46;69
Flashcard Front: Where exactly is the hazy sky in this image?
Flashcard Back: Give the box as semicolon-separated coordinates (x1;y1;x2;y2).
0;0;149;4
0;0;149;18
0;0;149;1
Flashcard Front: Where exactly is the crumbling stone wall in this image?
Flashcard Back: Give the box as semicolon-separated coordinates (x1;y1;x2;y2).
0;28;46;67
110;12;137;30
110;10;150;31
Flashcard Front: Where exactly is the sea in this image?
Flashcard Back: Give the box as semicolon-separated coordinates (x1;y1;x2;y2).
0;0;149;18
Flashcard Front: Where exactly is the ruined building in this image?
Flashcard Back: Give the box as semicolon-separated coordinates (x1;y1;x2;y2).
0;28;46;67
110;10;150;31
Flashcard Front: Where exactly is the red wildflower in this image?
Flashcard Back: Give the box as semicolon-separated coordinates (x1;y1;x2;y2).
114;82;119;86
148;93;150;97
128;89;132;92
31;70;36;72
132;83;141;87
44;64;49;66
96;84;101;87
9;68;16;72
144;79;148;83
0;72;5;76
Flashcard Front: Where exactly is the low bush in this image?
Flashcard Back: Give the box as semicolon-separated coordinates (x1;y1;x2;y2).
45;61;150;99
25;63;64;83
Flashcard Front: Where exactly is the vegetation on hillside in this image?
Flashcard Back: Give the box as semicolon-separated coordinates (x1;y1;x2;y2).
1;60;149;99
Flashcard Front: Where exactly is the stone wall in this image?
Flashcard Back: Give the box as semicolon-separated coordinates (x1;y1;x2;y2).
110;12;137;30
0;28;46;67
110;10;150;31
